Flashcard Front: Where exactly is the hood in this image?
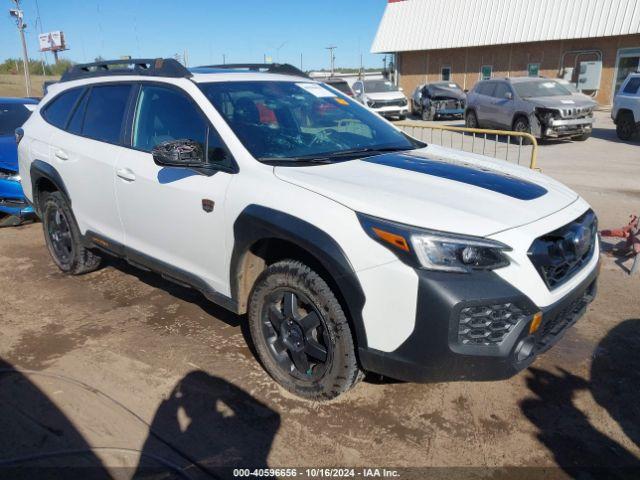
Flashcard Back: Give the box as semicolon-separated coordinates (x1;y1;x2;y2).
0;135;18;172
427;85;466;100
274;145;579;237
364;91;406;102
527;95;597;109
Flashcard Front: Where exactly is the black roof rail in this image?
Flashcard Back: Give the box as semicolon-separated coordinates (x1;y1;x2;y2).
195;63;309;78
60;58;192;83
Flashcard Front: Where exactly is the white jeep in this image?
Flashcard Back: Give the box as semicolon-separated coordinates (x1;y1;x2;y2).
612;72;640;141
18;59;600;400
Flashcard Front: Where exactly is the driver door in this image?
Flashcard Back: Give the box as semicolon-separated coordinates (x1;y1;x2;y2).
115;83;235;294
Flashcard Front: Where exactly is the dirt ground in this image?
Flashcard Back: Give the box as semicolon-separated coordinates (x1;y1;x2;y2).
0;111;639;479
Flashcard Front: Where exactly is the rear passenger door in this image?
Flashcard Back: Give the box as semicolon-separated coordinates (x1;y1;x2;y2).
115;83;235;294
45;83;132;244
474;82;497;126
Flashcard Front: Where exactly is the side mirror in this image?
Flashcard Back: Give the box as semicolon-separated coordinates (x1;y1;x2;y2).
152;139;205;168
505;91;513;100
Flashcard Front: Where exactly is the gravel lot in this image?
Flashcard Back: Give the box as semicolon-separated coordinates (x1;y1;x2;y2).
0;111;638;479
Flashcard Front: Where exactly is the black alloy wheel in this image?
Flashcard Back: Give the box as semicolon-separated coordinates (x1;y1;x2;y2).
261;289;331;380
45;203;74;266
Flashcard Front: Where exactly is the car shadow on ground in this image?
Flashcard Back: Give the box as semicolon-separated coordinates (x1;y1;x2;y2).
590;127;640;145
520;319;640;479
0;357;280;479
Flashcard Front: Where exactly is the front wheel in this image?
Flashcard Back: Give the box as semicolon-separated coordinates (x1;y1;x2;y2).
41;191;102;275
616;112;637;141
248;260;362;401
513;116;533;144
465;110;479;128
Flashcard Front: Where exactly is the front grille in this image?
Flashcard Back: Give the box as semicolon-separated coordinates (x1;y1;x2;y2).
559;106;593;119
528;210;597;290
370;98;407;108
536;283;596;351
458;303;527;345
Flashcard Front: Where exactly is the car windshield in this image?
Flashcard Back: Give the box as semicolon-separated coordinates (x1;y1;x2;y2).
364;80;399;93
199;81;421;162
513;81;572;98
0;102;33;136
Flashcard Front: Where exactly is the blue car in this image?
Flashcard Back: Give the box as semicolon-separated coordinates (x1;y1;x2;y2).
0;97;39;226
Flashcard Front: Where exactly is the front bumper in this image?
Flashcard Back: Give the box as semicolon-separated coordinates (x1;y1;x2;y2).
372;106;409;118
545;117;594;137
359;262;598;382
0;178;34;217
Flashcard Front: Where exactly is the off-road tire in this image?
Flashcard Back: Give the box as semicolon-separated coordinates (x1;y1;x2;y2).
248;260;363;401
616;112;637;141
41;191;102;275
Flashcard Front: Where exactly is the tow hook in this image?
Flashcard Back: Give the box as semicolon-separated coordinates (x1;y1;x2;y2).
600;215;640;275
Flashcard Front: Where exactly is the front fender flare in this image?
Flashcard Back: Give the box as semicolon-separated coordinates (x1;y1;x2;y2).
231;205;368;350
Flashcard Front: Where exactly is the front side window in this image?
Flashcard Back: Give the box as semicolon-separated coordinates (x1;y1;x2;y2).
133;85;207;152
493;83;511;99
0;102;34;135
199;81;421;162
623;77;640;95
82;84;132;143
42;88;84;129
513;81;571;98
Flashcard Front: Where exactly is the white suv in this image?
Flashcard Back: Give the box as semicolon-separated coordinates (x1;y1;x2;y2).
612;73;640;140
18;59;600;400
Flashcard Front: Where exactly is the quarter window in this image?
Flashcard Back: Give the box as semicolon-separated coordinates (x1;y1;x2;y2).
42;88;84;129
82;84;132;144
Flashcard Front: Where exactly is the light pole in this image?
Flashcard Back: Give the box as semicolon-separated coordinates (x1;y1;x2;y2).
9;0;31;97
325;46;336;76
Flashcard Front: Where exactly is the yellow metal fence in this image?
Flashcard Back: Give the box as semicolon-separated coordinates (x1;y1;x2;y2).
396;122;539;170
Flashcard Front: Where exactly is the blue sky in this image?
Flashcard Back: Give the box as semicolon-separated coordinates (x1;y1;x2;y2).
2;0;389;70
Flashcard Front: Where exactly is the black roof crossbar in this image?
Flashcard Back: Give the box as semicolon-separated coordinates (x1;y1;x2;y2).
60;58;192;83
196;63;309;78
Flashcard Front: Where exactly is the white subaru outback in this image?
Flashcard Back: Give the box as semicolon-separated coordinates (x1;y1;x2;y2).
17;59;600;400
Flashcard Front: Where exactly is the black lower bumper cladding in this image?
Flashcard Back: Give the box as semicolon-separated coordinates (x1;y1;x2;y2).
359;264;598;383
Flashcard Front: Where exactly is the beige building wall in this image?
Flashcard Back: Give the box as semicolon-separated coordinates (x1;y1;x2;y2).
397;34;640;106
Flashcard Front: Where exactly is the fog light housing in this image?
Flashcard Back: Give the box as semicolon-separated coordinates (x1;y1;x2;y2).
458;303;527;345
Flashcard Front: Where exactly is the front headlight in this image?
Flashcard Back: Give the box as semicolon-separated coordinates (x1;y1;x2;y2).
358;213;511;273
7;174;21;182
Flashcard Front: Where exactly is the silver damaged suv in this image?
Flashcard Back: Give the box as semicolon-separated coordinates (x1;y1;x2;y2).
465;77;597;141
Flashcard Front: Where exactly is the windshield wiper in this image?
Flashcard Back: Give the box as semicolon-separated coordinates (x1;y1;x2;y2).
259;145;417;165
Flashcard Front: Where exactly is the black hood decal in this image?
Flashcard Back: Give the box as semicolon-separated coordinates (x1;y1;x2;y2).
363;153;547;201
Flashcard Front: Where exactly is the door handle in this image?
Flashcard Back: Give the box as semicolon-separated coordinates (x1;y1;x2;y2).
116;168;136;182
54;149;69;161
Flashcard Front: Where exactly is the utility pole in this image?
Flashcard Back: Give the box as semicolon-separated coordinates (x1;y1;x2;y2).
222;54;227;65
9;0;31;97
325;46;336;76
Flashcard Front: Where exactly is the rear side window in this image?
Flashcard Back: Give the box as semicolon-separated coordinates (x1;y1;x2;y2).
67;90;89;135
82;84;132;144
42;88;84;129
623;77;640;95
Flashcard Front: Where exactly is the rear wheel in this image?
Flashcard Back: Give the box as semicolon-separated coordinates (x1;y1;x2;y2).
41;191;101;274
616;112;637;141
248;260;362;401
